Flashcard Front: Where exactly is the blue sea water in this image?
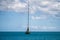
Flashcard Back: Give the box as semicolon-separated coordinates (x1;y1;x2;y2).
0;32;60;40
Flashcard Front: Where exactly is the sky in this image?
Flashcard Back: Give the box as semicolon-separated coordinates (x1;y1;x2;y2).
0;0;60;32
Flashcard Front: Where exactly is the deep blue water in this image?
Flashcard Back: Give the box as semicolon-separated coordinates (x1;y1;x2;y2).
0;32;60;40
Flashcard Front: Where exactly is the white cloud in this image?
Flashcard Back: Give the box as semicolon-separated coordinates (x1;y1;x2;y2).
0;0;27;12
32;15;47;20
30;25;58;31
29;0;60;16
29;6;36;14
0;0;60;15
0;0;60;13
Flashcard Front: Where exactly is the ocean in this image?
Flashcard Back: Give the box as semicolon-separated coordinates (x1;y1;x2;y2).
0;32;60;40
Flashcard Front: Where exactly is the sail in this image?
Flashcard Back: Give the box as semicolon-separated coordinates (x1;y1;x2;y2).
25;27;30;34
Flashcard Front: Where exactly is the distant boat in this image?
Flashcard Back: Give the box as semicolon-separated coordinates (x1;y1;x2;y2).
25;27;30;34
25;0;30;34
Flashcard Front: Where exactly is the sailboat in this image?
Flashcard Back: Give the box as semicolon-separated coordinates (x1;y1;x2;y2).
25;27;30;34
25;0;30;34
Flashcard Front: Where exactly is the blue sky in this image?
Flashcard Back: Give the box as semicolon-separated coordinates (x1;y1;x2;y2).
0;0;60;31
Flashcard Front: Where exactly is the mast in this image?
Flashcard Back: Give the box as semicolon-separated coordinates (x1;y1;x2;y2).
28;0;29;28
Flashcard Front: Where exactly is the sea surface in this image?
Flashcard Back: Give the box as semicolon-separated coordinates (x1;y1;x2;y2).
0;32;60;40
